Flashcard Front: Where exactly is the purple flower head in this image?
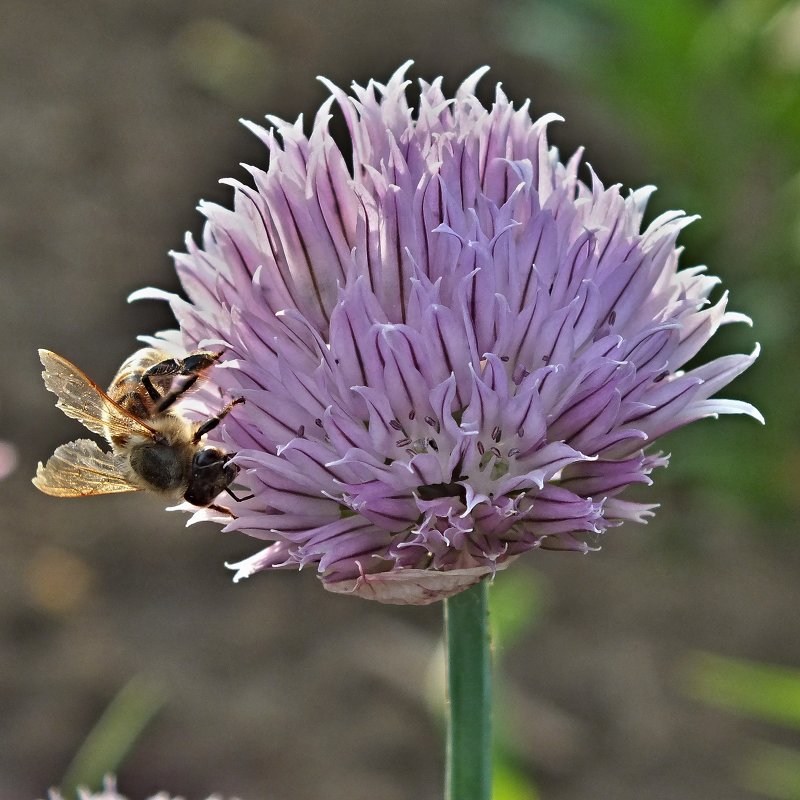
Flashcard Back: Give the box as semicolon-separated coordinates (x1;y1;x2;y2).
132;63;761;604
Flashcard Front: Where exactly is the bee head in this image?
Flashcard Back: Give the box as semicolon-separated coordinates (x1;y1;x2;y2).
184;446;239;507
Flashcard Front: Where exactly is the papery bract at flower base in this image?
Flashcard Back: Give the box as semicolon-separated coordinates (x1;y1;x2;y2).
325;561;516;604
132;62;762;605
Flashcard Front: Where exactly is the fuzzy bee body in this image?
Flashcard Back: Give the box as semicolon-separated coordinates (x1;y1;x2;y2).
33;348;245;516
108;348;171;425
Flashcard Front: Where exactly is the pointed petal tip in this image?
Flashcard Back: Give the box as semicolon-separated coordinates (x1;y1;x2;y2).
708;399;765;425
239;118;271;140
463;64;491;81
128;287;174;304
392;58;415;78
537;112;565;127
725;311;754;327
225;561;252;583
316;74;341;95
457;65;491;98
740;404;765;425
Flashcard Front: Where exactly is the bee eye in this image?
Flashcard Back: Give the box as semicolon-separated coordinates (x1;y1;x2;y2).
194;447;222;468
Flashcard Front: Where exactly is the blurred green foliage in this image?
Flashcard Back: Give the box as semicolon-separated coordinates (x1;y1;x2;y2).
171;17;276;107
59;675;165;797
490;573;548;799
741;742;800;800
679;651;800;798
490;566;547;650
504;0;800;521
680;650;800;728
493;757;541;800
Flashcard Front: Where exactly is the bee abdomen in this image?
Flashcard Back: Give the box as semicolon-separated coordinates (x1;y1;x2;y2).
107;348;171;422
114;389;150;419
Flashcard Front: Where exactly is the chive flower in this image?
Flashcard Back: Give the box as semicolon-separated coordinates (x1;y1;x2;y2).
132;63;761;604
44;776;234;800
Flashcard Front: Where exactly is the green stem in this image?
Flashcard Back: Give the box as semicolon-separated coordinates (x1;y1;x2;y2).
445;580;492;800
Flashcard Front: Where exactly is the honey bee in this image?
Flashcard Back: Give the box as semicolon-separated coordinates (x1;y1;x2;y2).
33;348;246;516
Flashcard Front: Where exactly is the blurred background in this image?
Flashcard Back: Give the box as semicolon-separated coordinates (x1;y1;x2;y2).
1;1;798;798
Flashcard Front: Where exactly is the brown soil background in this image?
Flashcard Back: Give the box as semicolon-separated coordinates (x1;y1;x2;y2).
1;3;796;799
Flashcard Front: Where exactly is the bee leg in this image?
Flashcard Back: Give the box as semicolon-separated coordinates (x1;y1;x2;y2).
206;502;237;518
146;352;223;412
192;397;246;443
146;351;221;381
155;374;199;411
180;352;223;374
141;359;180;405
141;377;162;403
225;487;255;502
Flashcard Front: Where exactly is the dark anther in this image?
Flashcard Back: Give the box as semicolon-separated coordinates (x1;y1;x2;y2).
297;425;305;438
608;310;617;325
428;439;439;452
491;426;501;442
542;354;550;364
417;482;467;503
408;410;416;420
389;419;403;431
315;418;324;427
508;448;520;457
490;446;502;458
477;441;485;455
500;355;510;362
517;427;524;439
396;437;412;448
654;370;669;383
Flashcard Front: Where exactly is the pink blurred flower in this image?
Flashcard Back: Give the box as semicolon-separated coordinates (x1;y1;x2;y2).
0;440;17;480
44;775;237;800
134;63;761;604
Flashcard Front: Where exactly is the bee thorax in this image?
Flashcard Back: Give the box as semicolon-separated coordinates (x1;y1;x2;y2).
128;443;188;495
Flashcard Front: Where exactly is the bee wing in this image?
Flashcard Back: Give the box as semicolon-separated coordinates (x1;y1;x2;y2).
33;438;141;496
39;349;158;441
